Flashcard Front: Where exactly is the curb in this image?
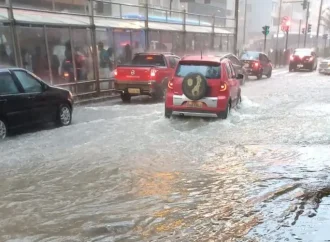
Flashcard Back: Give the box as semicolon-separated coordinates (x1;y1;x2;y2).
75;95;120;106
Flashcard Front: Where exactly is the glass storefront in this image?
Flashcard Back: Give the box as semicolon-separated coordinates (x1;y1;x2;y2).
0;26;15;66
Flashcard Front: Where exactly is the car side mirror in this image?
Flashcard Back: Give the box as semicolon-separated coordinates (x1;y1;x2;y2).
236;74;244;79
42;83;49;91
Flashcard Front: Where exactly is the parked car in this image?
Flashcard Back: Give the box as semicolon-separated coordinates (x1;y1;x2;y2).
0;68;73;139
165;55;242;119
240;51;272;80
319;58;330;74
114;52;180;102
218;53;248;85
289;48;318;72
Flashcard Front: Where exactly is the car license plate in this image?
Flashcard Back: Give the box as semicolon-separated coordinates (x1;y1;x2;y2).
297;64;303;68
128;88;140;94
244;63;249;67
186;101;203;108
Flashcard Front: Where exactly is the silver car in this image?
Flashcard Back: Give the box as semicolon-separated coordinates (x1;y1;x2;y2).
319;59;330;74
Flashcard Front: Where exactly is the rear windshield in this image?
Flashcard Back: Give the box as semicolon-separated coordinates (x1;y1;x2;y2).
294;50;312;56
176;62;221;79
240;52;260;60
131;55;166;66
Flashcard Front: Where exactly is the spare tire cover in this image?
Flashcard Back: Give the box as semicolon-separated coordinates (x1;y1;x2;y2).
182;72;208;100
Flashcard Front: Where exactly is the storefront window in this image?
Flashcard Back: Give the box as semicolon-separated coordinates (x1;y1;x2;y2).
96;28;114;80
195;33;211;52
131;30;145;57
185;33;196;54
17;26;49;82
46;27;70;85
172;31;184;56
114;29;131;64
72;28;94;81
0;26;15;66
12;0;53;11
148;30;161;51
54;0;88;14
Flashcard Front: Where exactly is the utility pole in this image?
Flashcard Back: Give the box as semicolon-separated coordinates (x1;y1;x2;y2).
285;29;289;51
243;0;248;46
234;0;239;55
298;19;302;47
275;0;283;68
304;1;310;47
316;0;324;51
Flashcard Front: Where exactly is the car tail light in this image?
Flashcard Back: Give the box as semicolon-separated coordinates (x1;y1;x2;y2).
114;69;118;76
290;55;294;61
64;72;69;77
219;83;227;92
308;57;314;62
168;78;174;89
253;62;259;69
150;68;157;77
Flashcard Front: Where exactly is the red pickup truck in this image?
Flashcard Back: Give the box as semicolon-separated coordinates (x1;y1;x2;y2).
114;53;180;102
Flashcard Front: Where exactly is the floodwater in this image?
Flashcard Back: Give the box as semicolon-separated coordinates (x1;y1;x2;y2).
1;69;330;241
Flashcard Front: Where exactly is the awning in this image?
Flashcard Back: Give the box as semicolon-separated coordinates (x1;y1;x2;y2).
13;9;90;26
94;17;144;29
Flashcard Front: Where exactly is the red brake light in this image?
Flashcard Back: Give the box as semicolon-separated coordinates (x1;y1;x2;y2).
146;56;154;60
168;78;174;89
220;83;227;92
150;68;157;77
114;69;118;76
290;55;294;61
309;57;314;61
64;72;69;77
254;62;259;68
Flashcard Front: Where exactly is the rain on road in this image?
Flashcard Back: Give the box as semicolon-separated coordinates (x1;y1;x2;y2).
1;69;330;242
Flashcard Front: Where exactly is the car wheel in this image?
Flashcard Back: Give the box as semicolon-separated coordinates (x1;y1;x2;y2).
165;108;172;118
57;104;72;126
236;91;242;107
217;101;230;119
266;69;272;78
256;72;262;80
240;74;247;85
121;93;131;103
0;118;7;140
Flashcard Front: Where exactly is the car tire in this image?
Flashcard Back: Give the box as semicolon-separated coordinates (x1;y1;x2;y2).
165;108;172;118
182;73;208;100
240;74;247;85
236;90;242;107
217;101;230;119
121;93;131;103
56;104;72;126
266;69;272;78
0;118;7;140
256;72;262;80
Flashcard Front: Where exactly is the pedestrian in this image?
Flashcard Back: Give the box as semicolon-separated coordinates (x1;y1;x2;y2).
98;41;110;78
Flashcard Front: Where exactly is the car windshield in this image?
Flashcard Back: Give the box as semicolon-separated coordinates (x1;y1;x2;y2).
131;55;166;66
294;50;312;56
176;62;221;79
240;52;260;60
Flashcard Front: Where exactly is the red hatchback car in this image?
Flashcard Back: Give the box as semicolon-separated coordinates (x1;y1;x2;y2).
165;55;242;119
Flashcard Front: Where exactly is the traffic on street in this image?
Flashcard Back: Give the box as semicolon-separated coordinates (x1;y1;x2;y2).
1;67;330;241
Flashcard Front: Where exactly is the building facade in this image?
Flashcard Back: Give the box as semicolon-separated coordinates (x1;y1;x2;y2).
0;0;235;98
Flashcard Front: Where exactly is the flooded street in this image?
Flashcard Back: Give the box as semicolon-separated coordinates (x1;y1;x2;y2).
1;69;330;241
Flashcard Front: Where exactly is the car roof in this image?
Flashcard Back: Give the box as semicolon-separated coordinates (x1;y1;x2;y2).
134;52;176;56
0;67;25;73
180;55;222;63
294;48;313;51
